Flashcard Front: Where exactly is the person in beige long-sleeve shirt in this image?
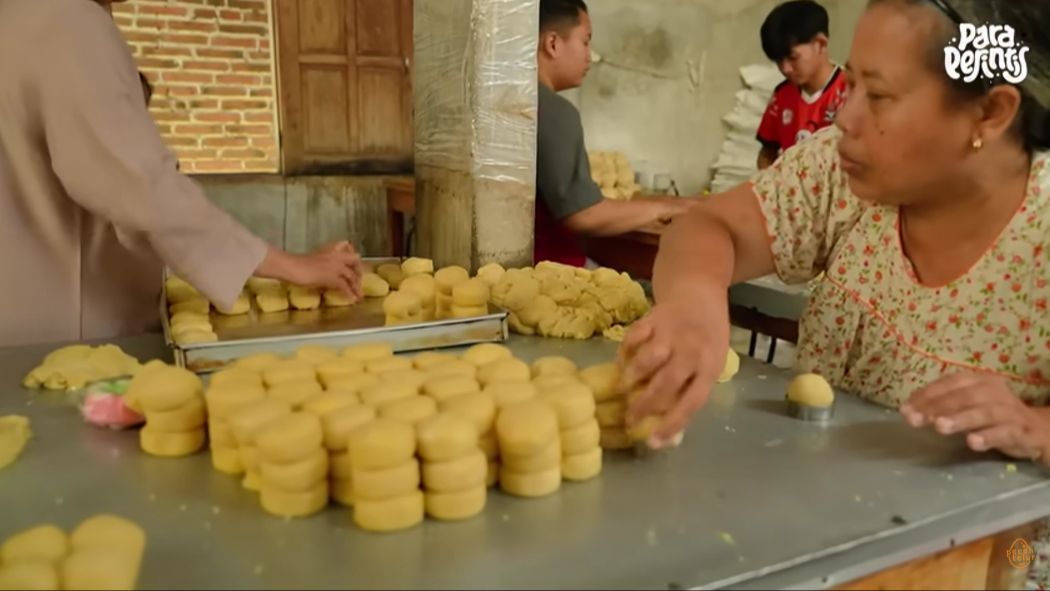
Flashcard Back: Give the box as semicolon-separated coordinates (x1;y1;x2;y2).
0;0;364;347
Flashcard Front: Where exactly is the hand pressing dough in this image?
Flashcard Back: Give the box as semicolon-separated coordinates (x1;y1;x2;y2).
562;446;603;481
322;405;376;451
561;418;600;455
325;372;380;396
531;356;577;378
362;273;391;297
323;289;354;307
0;416;31;471
434;266;470;295
260;449;329;491
413;352;456;370
256;290;290;313
532;374;580;391
1;525;67;563
496;400;558;457
425;485;486;521
477;358;530;386
169;298;210;316
288;285;321;310
353;491;424;532
352;458;421;501
718;349;740;383
147;398;206;432
376;264;406;290
205;383;267;419
425;360;477;379
439;392;496;435
126;365;202;413
787;373;834;407
462;343;512;367
476;263;506;287
359;382;417;408
626;416;684;448
210;447;244;475
423;375;480;403
365;356;413;375
499;466;561;498
255;413;324;463
502;440;561;474
268;380;323;409
235;352;282;373
342;342;394;362
139;426;205;457
216;292;251;316
379;396;438;425
295;345;338;365
260;482;328;518
401;257;434;277
415;413;478;462
539;383;597;429
316;358;365;388
595;400;627;427
484;381;538;408
0;561;59;590
262;360;316;388
330;478;355;507
452;279;489;307
578;363;622;402
210;367;263;389
229;399;293;447
302;391;359;416
383;291;423;326
421;449;486;492
348;419;416;470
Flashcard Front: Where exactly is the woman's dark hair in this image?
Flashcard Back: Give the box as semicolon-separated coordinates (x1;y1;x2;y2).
868;0;1050;152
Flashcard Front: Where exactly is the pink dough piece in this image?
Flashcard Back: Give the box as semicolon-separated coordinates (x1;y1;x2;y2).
82;393;144;429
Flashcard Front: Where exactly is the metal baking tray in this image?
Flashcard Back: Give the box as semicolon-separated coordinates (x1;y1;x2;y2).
161;259;509;374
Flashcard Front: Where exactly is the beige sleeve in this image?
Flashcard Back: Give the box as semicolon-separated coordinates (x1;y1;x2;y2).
34;2;267;311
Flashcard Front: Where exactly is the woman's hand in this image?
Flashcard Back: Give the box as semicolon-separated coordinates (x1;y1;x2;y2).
618;287;731;447
258;241;365;300
902;372;1050;465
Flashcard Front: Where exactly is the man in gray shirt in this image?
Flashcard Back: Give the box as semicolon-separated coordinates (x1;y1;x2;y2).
535;0;690;266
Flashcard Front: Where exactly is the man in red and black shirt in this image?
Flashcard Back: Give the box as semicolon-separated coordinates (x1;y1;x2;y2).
756;0;847;169
535;0;689;267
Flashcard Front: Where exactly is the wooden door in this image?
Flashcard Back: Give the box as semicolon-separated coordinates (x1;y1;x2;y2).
276;0;413;175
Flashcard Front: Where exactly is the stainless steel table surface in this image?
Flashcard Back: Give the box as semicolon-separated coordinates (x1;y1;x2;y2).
1;334;1048;590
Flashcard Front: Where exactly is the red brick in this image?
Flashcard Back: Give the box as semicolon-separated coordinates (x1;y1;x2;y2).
114;16;134;27
165;136;201;147
143;45;193;58
189;99;222;110
260;38;270;49
195;112;241;123
134;17;165;29
201;86;248;97
137;58;181;70
232;62;271;73
221;99;268;111
228;0;266;9
195;48;244;60
227;124;270;135
249;88;273;98
122;32;156;43
218;23;266;35
194;8;218;19
204;137;249;147
183;61;230;72
141;5;189;17
244;112;273;123
216;74;259;85
219;9;243;21
170;20;217;33
211;36;257;49
174;149;220;159
221;148;269;159
162;86;200;97
244;11;268;23
247;51;271;62
154;124;174;135
251;136;277;148
151;111;192;123
163;72;214;84
191;161;246;172
161;33;210;45
175;124;226;135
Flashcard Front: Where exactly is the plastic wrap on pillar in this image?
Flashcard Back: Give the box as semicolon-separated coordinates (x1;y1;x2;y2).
414;0;538;270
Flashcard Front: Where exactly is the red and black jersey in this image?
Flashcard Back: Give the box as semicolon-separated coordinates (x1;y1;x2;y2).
757;67;847;153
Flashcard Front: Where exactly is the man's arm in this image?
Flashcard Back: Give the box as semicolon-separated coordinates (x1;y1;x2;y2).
562;198;692;237
757;145;779;170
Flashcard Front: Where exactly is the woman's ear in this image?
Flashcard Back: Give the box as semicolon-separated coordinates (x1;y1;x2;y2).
979;85;1023;143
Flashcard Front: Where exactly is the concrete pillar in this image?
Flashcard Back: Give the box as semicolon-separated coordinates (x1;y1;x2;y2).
413;0;538;271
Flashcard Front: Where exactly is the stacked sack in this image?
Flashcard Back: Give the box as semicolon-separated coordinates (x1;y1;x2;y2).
348;420;423;532
254;413;329;518
126;362;208;458
418;413;487;521
0;515;146;591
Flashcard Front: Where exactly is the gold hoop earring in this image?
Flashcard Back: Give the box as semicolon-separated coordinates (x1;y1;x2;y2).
972;137;984;151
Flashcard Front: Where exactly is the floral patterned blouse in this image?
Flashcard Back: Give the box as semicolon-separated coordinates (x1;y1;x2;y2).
751;126;1050;408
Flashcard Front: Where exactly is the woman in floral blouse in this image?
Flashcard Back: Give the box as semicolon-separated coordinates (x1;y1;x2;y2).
623;0;1050;454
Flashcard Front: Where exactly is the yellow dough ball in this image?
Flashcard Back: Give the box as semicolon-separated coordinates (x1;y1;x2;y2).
362;273;391;298
478;431;499;459
484;381;538;408
0;525;68;563
139;426;205;457
532;373;580;391
426;359;477;379
347;419;416;470
562;446;602;481
439;391;496;435
450;305;488;319
295;345;338;365
351;459;421;501
208;420;237;448
353;491;424;533
246;277;281;294
168;298;210;316
561;418;600;455
538;383;597;429
173;329;218;346
507;312;535;335
365;356;413;375
461;343;512;367
599;427;632;450
259;449;329;492
262;360;316;388
0;561;60;590
215;292;251;316
377;369;428;393
359;381;417;408
267;380;323;410
325;372;380;396
477;358;531;386
321;404;377;451
210;446;244;475
383;291;423;326
165;275;199;303
288;285;321;311
423;375;480;403
376;264;406;290
329;450;353;481
412;352;456;370
323;288;354;307
425;485;486;521
125;365;202;413
255;413;324;463
316;358;365;388
400;275;437;317
578;363;622;402
146;398;206;433
255;290;290;313
205;383;267;420
595;400;627;428
301;391;359;416
330;478;355;507
228;399;293;447
718;349;740;383
434;266;470;295
531;356;578;378
475;262;506;287
401;257;434;277
422;449;487;493
209;367;263;389
260;483;328;518
342;342;393;363
379;396;438;425
415;413;478;462
517;295;557;328
234;352;282;373
452;279;490;307
60;549;140;591
502;440;561;474
490;269;541;311
787;373;835;407
499;466;561;498
70;514;145;559
496;400;558;457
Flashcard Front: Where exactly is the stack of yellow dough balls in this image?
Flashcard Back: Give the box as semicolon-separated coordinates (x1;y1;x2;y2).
496;400;562;497
318;401;375;507
168;309;218;346
439;389;498;487
450;279;490;319
0;514;145;591
533;359;602;482
487;261;649;340
203;367;268;475
417;413;487;521
434;266;470;319
578;363;631;451
249;279;290;314
348;419;424;532
228;398;292;491
126;362;208;458
382;291;423;326
254;412;329;518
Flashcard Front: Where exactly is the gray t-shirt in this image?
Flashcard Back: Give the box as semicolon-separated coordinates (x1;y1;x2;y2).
536;84;603;220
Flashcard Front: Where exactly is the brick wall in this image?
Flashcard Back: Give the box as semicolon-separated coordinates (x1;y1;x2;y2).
112;0;280;174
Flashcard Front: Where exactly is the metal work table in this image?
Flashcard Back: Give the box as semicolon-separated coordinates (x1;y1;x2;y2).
1;334;1047;590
